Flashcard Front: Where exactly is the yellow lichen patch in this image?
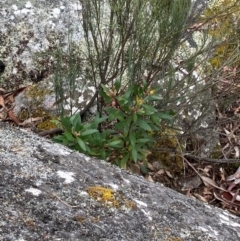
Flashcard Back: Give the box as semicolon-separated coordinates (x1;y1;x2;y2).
165;237;182;241
18;107;48;120
37;117;58;131
73;214;86;223
26;83;53;102
86;186;119;208
86;186;136;210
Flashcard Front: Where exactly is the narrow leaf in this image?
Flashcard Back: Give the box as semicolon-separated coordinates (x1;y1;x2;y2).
150;115;160;126
119;153;130;169
133;113;138;122
137;119;152;131
64;131;75;141
145;95;163;101
156;112;173;123
81;129;99;136
70;113;81;130
142;104;157;112
123;86;133;99
108;140;123;147
60;116;71;130
132;147;138;162
77;137;87;151
114;78;121;92
136;138;151;143
129;131;136;146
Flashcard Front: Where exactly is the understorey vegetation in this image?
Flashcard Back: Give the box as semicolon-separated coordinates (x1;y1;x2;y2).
52;0;240;215
53;0;192;169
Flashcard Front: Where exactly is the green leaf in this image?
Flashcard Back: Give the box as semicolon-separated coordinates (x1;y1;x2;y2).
101;84;109;93
136;109;145;115
139;163;148;174
114;78;121;92
142;104;157;112
137;119;152;131
51;119;60;126
133;84;139;95
70;113;81;130
60;116;71;130
150;114;160;126
132;147;138;162
53;135;66;142
144;95;163;101
133;113;138;122
129;131;136;146
108;140;123;147
142;79;148;90
123;85;133;99
93;115;108;125
168;109;175;116
156;112;173;123
144;110;155;115
136;138;151;143
99;88;112;103
76;137;87;151
105;107;126;122
81;129;99;136
119;153;130;168
64;131;75;141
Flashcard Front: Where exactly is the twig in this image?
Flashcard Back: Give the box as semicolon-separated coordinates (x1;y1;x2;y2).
38;128;63;137
50;192;79;208
185;154;240;164
152;147;240;164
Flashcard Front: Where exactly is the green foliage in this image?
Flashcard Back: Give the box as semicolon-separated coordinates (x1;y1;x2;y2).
53;81;174;169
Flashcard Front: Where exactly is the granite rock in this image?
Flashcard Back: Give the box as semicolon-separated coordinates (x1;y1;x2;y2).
0;122;240;241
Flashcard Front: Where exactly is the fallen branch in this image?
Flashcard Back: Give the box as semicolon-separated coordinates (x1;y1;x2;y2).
185;154;240;164
38;128;63;137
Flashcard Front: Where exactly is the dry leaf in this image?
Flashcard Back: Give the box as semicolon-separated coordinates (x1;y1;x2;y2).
0;95;5;109
234;146;239;158
155;169;165;176
227;179;240;192
203;165;212;175
8;94;15;103
0;88;6;93
227;166;240;181
147;162;155;172
7;110;20;125
220;167;227;181
145;175;154;182
194;193;208;203
230;191;240;202
200;175;225;190
165;170;173;178
220;191;240;206
19;117;43;126
202;187;212;196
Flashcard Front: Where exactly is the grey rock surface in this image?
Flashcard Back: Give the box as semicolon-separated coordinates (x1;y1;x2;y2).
0;122;240;241
0;0;83;90
0;0;95;117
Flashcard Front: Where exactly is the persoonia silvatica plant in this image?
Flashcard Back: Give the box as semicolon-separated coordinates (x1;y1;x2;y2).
53;79;174;171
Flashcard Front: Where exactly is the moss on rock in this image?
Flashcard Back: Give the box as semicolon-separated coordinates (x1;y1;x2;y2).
148;127;184;173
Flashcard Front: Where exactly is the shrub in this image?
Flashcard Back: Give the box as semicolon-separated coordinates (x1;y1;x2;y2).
53;79;173;170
